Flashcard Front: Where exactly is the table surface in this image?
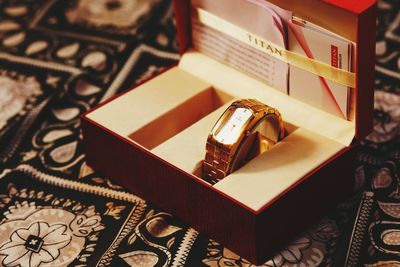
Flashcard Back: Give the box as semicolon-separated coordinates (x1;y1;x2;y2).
0;0;399;266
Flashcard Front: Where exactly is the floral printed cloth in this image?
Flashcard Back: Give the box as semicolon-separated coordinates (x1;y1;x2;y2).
0;0;399;266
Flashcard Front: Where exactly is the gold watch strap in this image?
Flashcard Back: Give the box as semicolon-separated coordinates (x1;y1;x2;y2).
204;141;231;183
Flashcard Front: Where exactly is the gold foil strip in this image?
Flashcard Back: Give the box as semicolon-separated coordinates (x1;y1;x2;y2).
193;7;356;88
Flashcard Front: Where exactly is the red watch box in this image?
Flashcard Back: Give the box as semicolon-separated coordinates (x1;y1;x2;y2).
81;0;376;264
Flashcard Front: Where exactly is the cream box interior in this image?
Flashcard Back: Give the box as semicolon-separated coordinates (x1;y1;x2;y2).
87;45;356;212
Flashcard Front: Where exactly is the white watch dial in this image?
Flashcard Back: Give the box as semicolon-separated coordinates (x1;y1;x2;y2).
215;107;253;145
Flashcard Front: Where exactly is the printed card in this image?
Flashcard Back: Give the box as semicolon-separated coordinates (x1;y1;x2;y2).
288;18;353;119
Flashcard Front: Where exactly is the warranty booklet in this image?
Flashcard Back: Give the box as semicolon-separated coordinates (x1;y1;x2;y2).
288;18;353;119
191;0;291;93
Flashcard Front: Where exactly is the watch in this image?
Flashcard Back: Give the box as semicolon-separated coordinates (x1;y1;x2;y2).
203;99;285;184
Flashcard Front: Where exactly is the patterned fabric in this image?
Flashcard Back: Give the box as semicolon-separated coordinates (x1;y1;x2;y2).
0;0;398;266
332;1;400;266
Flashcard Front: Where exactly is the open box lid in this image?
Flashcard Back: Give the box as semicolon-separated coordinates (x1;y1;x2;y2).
173;0;376;144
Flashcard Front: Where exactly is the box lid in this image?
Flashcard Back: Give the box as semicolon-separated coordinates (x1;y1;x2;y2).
173;0;376;142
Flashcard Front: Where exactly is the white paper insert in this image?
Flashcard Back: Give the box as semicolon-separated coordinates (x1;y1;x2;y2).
191;0;290;93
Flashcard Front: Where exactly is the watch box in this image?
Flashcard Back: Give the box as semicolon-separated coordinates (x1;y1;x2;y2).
81;0;376;264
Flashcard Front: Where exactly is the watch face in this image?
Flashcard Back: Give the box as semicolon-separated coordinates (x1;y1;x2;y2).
214;107;253;145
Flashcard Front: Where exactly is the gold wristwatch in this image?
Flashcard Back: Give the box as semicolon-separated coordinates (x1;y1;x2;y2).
203;99;285;184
